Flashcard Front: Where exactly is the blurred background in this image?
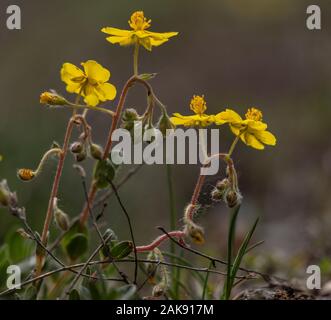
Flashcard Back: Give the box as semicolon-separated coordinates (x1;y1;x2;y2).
1;0;331;284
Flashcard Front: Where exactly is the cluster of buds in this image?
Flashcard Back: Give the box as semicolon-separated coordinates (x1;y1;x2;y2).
211;164;242;208
70;140;104;162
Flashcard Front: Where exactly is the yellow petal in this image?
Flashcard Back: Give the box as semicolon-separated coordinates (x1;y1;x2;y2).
95;83;117;101
215;109;243;124
244;120;267;131
229;124;242;136
84;94;99;107
254;130;276;146
65;82;82;94
81;60;110;83
101;27;132;37
105;35;134;46
245;133;265;150
61;63;85;85
146;31;179;40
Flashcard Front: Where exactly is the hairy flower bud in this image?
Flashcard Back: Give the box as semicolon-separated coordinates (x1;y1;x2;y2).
75;150;87;162
225;190;242;208
185;222;205;245
211;188;223;202
17;169;35;181
70;142;83;154
53;198;70;231
40;92;67;106
216;178;230;193
121;108;139;131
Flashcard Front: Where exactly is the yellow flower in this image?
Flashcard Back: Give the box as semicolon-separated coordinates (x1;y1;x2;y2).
170;95;214;127
101;11;178;51
215;107;276;150
60;60;116;107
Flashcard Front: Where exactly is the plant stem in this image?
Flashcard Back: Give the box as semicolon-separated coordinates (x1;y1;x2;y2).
133;42;140;76
79;76;153;226
228;135;240;157
36;111;77;275
202;260;213;300
166;165;176;256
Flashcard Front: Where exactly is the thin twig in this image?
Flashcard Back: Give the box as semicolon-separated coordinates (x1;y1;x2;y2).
107;179;138;284
93;164;144;208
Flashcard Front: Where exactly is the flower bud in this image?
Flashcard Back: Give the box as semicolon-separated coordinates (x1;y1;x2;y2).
157;111;175;136
0;180;11;206
121;108;139;131
90;144;103;160
40;92;67;106
53;198;70;231
75;150;87;162
216;178;230;193
122;108;139;122
17;169;35;181
185;223;205;245
225;190;242;208
70;142;83;154
211;188;223;202
152;284;165;297
16;228;33;240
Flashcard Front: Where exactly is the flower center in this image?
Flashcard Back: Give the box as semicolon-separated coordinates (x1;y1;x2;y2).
245;107;263;121
129;11;151;31
190;95;207;115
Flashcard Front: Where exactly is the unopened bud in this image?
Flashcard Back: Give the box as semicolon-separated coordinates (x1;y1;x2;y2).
216;178;230;193
75;150;87;162
90;144;103;160
0;180;11;206
70;142;83;154
53;198;70;231
152;284;165;297
185;223;205;245
122;108;139;122
17;169;35;181
225;190;242;208
157;111;175;136
40;92;67;106
121;109;140;131
16;228;33;240
211;188;223;202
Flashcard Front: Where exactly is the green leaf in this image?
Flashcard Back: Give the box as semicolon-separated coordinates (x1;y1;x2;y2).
93;159;116;189
69;289;81;300
110;241;133;259
224;217;259;299
222;205;241;300
61;219;88;251
5;228;34;263
65;233;88;261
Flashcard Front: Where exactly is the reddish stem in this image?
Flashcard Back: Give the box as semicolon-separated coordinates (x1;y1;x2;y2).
36;116;76;275
79;76;153;226
136;231;186;252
